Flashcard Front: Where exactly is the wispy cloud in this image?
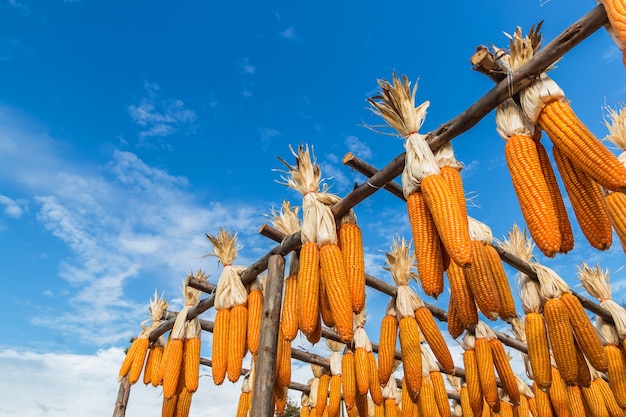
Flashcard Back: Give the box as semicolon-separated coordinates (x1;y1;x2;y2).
279;27;297;40
128;81;197;143
345;135;373;161
240;57;256;75
601;45;622;63
0;195;26;218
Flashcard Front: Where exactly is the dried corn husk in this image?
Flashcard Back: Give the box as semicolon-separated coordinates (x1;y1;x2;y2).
383;237;421;321
268;200;301;276
206;229;247;310
603;103;626;167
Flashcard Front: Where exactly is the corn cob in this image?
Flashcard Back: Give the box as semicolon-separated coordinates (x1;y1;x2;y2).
298;241;321;336
399;316;422;402
593;378;626;417
440;165;469;238
227;304;248;383
532;381;555;417
552;145;613;251
402;377;417;416
368;351;383;406
459;385;475;417
430;371;451;417
342;350;356;410
246;286;263;356
566;385;586;417
320;243;353;342
276;325;292;389
282;273;299;342
465;239;501;320
418;377;439;417
354;344;369;396
504;133;561;257
212;309;229;385
474;336;499;410
378;307;398;386
236;391;250;417
517;395;531;417
162;395;178;417
414;306;454;374
605;344;626;408
384;398;399;417
483;244;516;323
162;338;184;399
463;345;483;417
446;261;478;330
339;214;366;314
421;173;473;268
355;391;369;417
275;384;288;416
143;343;157;386
306;312;322;345
128;337;150;385
315;373;330;417
572;338;592;388
407;190;445;299
548;366;571;417
606;191;626;250
327;374;341;417
175;386;193;417
119;338;140;380
447;294;465;339
490;338;520;405
543;298;578;385
581;383;610;417
183;337;200;393
319;274;335;329
149;344;164;387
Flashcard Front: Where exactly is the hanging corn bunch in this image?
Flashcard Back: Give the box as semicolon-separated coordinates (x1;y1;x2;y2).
497;25;626;193
468;217;517;323
119;289;169;385
205;228;248;384
161;271;206;399
275;324;292;391
599;0;626;67
326;340;344;417
278;145;354;342
161;364;194;417
235;370;254;417
603;104;626;253
353;312;373;397
338;209;366;314
368;73;472;298
341;345;357;411
268;200;302;341
495;98;563;257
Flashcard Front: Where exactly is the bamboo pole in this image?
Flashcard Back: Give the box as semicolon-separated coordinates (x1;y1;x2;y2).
250;254;286;417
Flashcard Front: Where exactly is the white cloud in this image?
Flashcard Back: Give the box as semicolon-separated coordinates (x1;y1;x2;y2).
345;135;373;161
601;45;622;63
240;57;256;75
0;347;243;417
279;27;297;40
0;195;26;218
128;82;197;141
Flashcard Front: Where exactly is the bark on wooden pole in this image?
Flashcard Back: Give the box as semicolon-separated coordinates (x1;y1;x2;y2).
250;254;286;417
112;375;131;417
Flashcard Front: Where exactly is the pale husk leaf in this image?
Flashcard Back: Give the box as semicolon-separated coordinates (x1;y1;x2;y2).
382;372;399;400
354;325;371;351
475;321;497;341
603;104;626;165
468;216;494;244
311;364;324;379
595;316;620;346
434;142;464;170
402;131;441;196
268;200;301;236
519;272;545;314
137;290;169;339
329;351;343;376
383;237;417;287
205;228;241;266
308;377;319;406
530;263;570;300
577;262;626;339
421;344;439;374
495;223;535;264
495;98;537;140
515;374;534;398
326;339;345;353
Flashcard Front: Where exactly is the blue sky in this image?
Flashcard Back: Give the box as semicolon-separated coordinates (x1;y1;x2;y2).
1;0;625;416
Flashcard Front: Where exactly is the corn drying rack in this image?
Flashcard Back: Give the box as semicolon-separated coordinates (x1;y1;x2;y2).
112;4;618;417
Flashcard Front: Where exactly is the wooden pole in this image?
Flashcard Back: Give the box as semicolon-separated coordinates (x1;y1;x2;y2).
112;375;131;417
250;254;286;417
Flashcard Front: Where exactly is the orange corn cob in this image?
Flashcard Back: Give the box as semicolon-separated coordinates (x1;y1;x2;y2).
490;338;520;405
183;337;200;393
275;384;288;416
447;294;465;339
368;351;383;406
605;344;626;408
402;377;417;415
527;396;540;417
150;345;164;387
536;138;575;253
548;367;571;417
212;309;229;385
339;221;366;314
128;337;150;384
276;326;292;389
475;337;499;409
460;385;475;417
236;392;250;417
327;374;342;417
440;165;469;236
552;145;613;251
484;244;516;323
418;377;438;417
539;99;626;192
399;316;422;402
566;385;586;417
581;383;610;417
559;293;608;372
573;337;592;388
247;288;263;356
517;395;531;417
406;190;445;299
500;402;514;417
342;351;356;410
532;381;555;417
446;261;478;330
162;338;184;399
465;240;501;320
505;134;561;257
421;173;473;267
603;0;626;64
430;371;452;417
463;348;483;417
227;304;248;383
378;314;398;385
525;312;552;390
606;191;626;249
175;387;193;417
119;338;140;380
320;243;354;342
374;401;385;417
282;273;299;342
355;392;369;417
414;306;454;374
316;373;330;417
298;241;320;335
543;298;578;386
384;398;399;417
593;378;626;417
319;276;335;329
306;312;322;345
143;345;156;386
162;395;178;417
355;346;370;396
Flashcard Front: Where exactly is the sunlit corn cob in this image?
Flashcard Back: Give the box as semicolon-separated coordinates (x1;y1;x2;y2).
463;345;483;417
399;316;422;402
414;306;454;374
227;304;248;383
406;190;445;299
276;325;292;389
525;311;551;390
212;309;229;385
319;276;335;329
378;309;398;385
342;350;357;410
483;244;516;323
581;382;611;417
320;243;354;342
447;294;465;339
474;337;499;410
183;337;200;393
418;377;439;417
355;344;370;396
547;366;570;417
532;381;554;417
297;241;320;336
282;273;299;342
566;385;586;417
592;378;626;417
162;338;184;399
246;287;263;356
605;344;626;408
430;371;452;417
339;217;366;314
552;145;613;251
446;261;478;330
606;191;626;250
490;338;520;405
573;338;592;388
543;298;578;386
465;239;501;320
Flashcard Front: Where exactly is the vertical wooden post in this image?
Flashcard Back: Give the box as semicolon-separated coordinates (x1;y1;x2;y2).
250;254;286;417
112;374;131;417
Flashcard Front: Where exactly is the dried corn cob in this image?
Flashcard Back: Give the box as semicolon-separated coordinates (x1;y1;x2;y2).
339;210;366;314
342;349;356;410
320;242;353;342
212;309;229;385
378;300;398;386
462;334;484;417
246;277;264;356
465;239;500;320
446;260;478;331
474;325;499;410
